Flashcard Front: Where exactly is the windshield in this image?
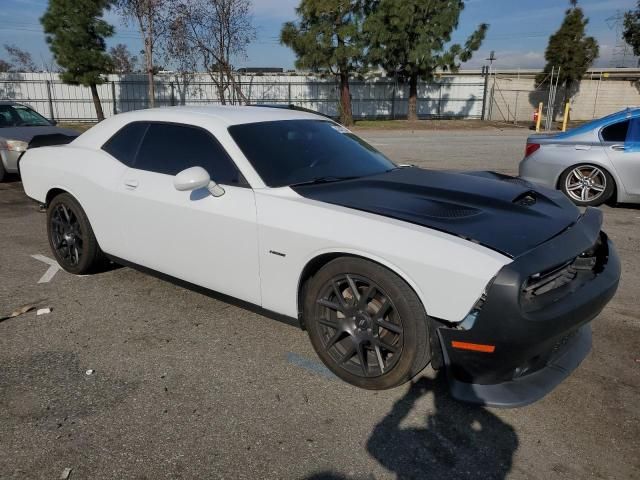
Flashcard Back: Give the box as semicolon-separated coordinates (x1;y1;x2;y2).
0;104;52;127
228;120;396;187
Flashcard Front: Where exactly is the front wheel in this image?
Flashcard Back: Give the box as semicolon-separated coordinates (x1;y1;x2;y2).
47;193;105;274
303;257;431;390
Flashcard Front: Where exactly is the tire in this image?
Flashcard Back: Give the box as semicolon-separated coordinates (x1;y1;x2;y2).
47;193;105;274
559;164;615;207
0;160;5;182
303;257;431;390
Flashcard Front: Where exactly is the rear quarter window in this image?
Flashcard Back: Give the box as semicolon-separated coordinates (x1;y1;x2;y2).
600;120;629;143
102;122;149;166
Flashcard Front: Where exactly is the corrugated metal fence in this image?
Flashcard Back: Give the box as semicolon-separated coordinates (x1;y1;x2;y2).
0;73;486;122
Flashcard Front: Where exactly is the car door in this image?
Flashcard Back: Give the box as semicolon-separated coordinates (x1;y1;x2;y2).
117;121;261;305
602;117;640;198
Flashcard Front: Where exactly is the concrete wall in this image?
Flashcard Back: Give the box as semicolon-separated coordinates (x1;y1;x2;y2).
487;75;640;123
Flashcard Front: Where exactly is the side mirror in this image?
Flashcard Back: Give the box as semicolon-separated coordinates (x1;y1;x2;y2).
173;166;225;197
49;120;58;126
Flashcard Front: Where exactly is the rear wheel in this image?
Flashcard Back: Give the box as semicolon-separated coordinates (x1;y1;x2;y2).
0;161;5;182
304;257;431;390
47;193;105;274
559;164;614;207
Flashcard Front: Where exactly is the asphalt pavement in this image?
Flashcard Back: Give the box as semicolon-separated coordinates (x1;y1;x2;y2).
1;127;638;479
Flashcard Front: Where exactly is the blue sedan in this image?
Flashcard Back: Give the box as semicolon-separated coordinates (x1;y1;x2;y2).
519;108;640;206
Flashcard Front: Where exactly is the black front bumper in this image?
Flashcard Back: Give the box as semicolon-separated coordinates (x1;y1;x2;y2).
437;207;621;408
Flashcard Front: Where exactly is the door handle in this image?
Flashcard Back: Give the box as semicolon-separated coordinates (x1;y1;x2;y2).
610;144;626;151
124;179;139;189
574;144;591;151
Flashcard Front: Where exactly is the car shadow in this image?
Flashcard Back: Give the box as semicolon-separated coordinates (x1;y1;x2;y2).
303;371;518;480
367;373;518;479
612;202;640;211
1;173;21;183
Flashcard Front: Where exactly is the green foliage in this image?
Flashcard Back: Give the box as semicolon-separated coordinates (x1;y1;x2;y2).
363;0;487;81
536;0;598;89
280;0;364;75
41;0;114;86
623;1;640;57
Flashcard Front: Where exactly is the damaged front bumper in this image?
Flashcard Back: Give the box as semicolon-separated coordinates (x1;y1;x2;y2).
436;207;620;408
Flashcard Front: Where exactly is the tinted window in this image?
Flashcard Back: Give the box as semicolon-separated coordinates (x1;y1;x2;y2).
601;120;629;142
0;104;51;127
228;120;396;187
134;123;246;186
102;122;149;166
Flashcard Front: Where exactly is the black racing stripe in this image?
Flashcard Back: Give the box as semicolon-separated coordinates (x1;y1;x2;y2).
291;167;580;258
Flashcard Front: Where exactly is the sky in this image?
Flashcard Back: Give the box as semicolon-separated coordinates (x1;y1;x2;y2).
0;0;637;71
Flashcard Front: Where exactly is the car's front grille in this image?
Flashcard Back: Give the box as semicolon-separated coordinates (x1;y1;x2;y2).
523;261;577;297
521;233;607;309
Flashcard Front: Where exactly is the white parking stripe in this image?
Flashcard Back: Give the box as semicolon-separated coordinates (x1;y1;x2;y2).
31;254;62;283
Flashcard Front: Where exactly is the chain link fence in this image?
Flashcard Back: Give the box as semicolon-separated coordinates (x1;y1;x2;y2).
485;72;640;127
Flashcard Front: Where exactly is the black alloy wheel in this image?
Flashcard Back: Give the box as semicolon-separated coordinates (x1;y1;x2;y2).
50;202;84;268
304;257;431;390
313;273;403;378
47;193;105;274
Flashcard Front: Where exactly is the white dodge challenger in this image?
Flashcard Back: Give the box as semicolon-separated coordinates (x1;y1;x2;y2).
20;106;620;407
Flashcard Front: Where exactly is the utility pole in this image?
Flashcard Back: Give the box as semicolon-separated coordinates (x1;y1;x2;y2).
486;51;497;74
481;65;490;121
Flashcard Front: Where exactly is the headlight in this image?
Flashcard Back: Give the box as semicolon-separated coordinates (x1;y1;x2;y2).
0;139;28;152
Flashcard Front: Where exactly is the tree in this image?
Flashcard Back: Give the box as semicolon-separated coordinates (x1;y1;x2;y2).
281;0;365;126
4;44;37;72
109;43;138;73
623;1;640;57
536;0;598;107
363;0;487;121
116;0;169;107
41;0;114;121
167;0;255;105
0;59;11;73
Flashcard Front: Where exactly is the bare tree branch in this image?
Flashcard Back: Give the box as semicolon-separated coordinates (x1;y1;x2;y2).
166;0;256;105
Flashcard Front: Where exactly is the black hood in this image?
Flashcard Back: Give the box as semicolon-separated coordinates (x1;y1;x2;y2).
291;167;581;258
0;125;79;142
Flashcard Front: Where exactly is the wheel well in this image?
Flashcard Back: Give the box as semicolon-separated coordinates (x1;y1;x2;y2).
45;188;68;206
296;252;427;329
556;163;618;202
297;253;344;327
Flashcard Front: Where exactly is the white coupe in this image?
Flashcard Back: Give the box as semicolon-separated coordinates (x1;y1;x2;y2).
20;106;620;407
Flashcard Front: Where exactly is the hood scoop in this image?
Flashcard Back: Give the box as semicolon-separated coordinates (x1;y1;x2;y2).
513;191;537;207
379;198;482;220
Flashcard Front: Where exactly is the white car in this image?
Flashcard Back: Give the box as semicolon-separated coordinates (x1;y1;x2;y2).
20;106;620;407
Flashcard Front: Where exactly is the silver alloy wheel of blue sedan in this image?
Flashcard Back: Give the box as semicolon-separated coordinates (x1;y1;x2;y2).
564;165;607;203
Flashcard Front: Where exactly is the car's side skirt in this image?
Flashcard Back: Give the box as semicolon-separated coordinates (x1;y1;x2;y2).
105;254;303;330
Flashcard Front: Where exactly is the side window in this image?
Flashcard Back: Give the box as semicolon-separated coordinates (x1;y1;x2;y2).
102;122;149;166
601;120;629;143
626;117;640;152
134;123;247;186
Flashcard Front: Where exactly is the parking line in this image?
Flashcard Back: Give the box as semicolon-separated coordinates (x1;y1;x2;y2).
285;352;337;380
31;254;63;283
